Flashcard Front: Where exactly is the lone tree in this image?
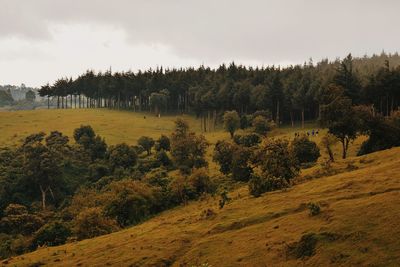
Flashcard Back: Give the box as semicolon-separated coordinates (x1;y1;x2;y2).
138;136;155;155
320;93;360;159
223;110;240;138
170;118;209;171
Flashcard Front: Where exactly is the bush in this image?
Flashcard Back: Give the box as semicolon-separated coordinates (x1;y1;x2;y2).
137;136;155;155
155;135;171;151
169;175;196;205
248;174;289;197
252;115;274;135
307;202;321;216
291;136;320;164
32;221;71;248
223;111;240;138
252;110;272;120
233;133;261;147
256;139;300;182
73;207;119;240
187;168;215;196
103;180;161;226
0;204;44;235
155;150;172;167
108;143;138;170
240;114;252;129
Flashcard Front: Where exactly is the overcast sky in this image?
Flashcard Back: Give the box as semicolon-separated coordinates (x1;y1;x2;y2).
1;0;399;87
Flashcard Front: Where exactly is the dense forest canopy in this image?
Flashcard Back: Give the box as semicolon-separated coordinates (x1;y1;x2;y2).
39;52;400;126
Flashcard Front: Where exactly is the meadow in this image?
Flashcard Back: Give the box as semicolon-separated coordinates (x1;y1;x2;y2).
4;143;400;266
0;108;363;157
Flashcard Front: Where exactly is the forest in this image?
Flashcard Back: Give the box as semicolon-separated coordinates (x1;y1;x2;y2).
39;53;400;129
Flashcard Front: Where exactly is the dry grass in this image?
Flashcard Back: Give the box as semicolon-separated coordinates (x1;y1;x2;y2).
2;109;394;266
3;147;400;266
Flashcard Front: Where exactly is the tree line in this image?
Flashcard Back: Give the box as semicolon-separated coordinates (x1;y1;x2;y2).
39;53;400;129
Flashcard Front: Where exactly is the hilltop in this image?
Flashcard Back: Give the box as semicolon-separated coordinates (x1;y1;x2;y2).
4;145;400;267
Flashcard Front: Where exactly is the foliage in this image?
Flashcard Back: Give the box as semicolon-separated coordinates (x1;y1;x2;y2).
170;118;209;171
73;207;119;240
320;92;361;159
138;136;155;155
103;180;161;226
0;204;44;235
248;174;289;197
233;133;261;147
223;110;240;138
291;136;320;164
73;125;107;160
32;221;71;248
155;135;171;151
213;141;253;181
256;139;300;182
319;133;339;162
252;115;274;135
108;143;137;170
307;202;321;216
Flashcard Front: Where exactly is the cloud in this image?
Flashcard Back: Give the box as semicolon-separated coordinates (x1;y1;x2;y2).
1;0;400;85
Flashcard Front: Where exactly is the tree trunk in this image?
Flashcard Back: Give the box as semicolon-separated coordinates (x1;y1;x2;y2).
40;185;47;210
47;96;50;109
327;146;334;162
301;107;305;129
276;100;280;127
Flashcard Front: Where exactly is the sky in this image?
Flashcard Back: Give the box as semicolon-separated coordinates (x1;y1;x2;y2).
0;0;399;87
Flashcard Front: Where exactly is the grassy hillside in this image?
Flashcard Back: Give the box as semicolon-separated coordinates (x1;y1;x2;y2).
3;145;400;266
0;109;362;155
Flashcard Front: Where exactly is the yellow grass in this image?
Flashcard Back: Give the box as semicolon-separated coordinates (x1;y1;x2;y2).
1;108;390;266
3;146;400;266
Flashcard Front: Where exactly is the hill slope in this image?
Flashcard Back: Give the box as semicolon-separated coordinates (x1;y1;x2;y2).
3;147;400;266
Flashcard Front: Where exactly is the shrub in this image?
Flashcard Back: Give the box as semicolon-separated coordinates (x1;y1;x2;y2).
307;202;321;216
103;180;161;226
291;136;320;164
169;175;196;205
155;135;171;151
223;110;240;138
0;204;44;235
256;139;300;182
32;221;71;248
155;150;172;167
233;133;261;147
240;114;252;129
73;207;119;240
187;168;215;196
108;143;138;170
213;140;253;181
252;110;272;120
137;136;155;155
248;174;289;197
88;160;110;182
252;115;274;135
170;119;209;172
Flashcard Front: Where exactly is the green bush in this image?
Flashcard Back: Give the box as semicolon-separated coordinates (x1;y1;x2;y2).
248;174;289;197
32;221;71;248
233;133;261;147
307;202;321;216
73;207;119;240
291;136;320;164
